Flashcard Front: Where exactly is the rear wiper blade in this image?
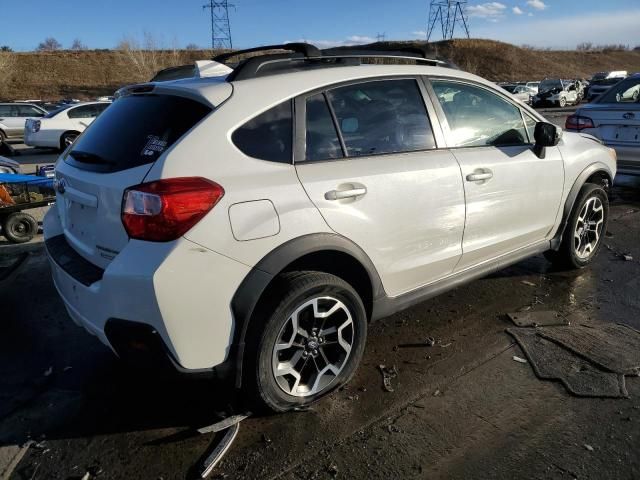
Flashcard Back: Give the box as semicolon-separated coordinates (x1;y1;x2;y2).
68;150;115;165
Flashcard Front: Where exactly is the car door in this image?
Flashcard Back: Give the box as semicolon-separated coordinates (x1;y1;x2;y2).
427;79;564;271
295;77;466;297
0;105;23;137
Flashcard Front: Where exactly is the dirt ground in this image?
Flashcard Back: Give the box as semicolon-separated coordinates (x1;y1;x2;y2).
1;169;640;479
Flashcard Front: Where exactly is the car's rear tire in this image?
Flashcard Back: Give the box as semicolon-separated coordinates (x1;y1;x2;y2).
1;212;38;244
545;183;609;270
60;131;79;151
245;271;367;413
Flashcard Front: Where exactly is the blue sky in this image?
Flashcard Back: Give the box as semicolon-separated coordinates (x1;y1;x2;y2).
2;0;639;51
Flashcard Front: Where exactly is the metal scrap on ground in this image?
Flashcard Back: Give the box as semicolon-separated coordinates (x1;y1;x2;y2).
199;422;241;478
379;364;398;392
197;414;250;434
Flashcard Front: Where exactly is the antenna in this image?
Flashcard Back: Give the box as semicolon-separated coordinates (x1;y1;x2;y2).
202;0;234;50
426;0;470;42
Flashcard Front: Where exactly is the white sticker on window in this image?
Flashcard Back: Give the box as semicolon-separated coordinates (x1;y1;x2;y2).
142;135;168;156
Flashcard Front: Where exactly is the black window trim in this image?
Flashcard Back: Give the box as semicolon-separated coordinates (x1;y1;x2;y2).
293;75;444;165
423;76;544;150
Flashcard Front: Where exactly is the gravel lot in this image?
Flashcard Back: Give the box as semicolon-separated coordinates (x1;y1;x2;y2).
3;107;640;480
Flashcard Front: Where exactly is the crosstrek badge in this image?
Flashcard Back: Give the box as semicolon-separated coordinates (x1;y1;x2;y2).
142;135;168;156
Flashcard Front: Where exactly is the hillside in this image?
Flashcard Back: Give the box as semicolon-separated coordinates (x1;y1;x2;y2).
1;39;639;100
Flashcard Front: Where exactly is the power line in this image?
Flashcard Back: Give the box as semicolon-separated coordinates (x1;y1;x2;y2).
376;32;387;42
203;0;234;50
426;0;470;42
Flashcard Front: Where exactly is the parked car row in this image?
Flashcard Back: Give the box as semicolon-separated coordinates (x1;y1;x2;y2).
0;100;111;149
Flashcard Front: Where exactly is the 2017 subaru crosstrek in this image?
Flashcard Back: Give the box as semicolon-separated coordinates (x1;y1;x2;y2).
45;44;616;412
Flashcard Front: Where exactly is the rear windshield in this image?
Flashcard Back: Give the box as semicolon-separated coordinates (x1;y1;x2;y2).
598;77;640;104
65;94;211;172
45;104;73;118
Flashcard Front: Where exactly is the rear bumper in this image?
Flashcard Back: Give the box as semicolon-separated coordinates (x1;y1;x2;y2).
44;204;252;371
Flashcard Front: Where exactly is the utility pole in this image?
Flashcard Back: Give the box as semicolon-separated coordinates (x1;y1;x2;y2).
202;0;234;50
376;32;386;42
426;0;470;42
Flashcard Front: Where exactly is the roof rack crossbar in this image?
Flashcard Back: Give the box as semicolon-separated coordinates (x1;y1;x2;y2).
213;43;321;64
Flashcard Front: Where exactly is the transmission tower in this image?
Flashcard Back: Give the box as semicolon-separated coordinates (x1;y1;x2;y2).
203;0;234;50
426;0;470;42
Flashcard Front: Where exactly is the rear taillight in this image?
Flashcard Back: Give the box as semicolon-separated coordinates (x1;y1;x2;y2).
122;177;224;242
565;115;595;131
32;120;41;133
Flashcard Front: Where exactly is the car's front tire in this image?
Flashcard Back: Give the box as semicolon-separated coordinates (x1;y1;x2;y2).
559;97;567;108
247;271;367;413
545;183;609;269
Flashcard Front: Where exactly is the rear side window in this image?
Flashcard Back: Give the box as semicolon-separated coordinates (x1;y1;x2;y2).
326;79;436;157
66;94;211;172
232;101;292;163
68;105;98;118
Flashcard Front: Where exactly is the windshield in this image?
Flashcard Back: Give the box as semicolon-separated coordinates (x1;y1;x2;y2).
593;77;625;87
598;77;640;103
502;85;517;93
44;104;73;118
591;73;607;82
539;80;562;92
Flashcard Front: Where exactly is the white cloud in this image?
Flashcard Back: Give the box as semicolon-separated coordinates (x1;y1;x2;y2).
467;2;507;20
471;9;640;48
527;0;547;10
412;30;428;39
285;36;376;49
513;6;524;15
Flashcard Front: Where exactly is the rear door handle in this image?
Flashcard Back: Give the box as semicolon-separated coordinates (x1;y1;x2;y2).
324;187;367;200
466;171;493;182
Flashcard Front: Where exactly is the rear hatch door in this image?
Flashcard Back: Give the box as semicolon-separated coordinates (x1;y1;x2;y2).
55;93;214;269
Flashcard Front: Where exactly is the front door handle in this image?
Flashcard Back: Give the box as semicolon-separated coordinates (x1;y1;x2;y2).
324;187;367;201
466;171;493;182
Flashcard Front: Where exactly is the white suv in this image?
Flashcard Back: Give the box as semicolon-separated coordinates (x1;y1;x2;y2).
44;44;616;412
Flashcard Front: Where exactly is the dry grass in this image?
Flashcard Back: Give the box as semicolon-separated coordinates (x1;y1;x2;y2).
1;39;640;100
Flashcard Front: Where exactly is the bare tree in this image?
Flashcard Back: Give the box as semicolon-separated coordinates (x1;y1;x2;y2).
0;46;12;52
185;43;199;50
117;32;162;81
71;38;88;51
36;37;62;51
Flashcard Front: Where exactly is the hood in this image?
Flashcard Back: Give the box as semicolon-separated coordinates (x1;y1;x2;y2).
538;87;562;98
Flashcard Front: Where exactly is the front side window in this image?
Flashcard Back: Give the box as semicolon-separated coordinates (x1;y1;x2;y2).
232;101;292;163
325;79;436;157
432;81;528;147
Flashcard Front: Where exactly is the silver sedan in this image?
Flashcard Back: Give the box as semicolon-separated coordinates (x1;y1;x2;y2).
566;74;640;175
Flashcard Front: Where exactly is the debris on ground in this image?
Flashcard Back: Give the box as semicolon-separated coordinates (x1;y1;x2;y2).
623;254;633;261
43;366;53;377
327;462;339;477
379;364;398;392
197;414;250;434
521;280;537;287
512;355;528;364
584;444;594;452
507;310;569;327
80;472;91;480
507;327;629;398
200;422;241;479
396;336;436;349
433;389;442;397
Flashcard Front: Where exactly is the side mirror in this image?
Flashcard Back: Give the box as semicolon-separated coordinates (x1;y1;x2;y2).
533;122;560;158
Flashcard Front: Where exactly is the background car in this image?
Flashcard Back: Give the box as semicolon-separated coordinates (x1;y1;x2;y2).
0;156;22;174
532;79;580;107
0;103;48;143
566;73;640;175
501;84;535;104
24;101;111;150
587;76;627;101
